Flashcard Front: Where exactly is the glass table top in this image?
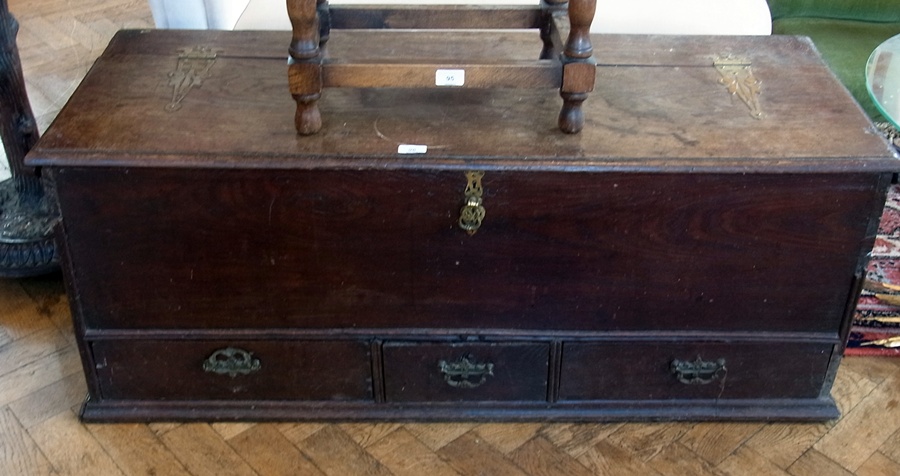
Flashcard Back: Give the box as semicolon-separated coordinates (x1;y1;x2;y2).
867;33;900;129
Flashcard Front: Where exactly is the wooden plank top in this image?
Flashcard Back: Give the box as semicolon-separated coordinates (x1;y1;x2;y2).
27;29;899;172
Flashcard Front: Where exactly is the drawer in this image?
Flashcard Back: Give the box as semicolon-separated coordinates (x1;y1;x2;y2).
91;340;372;401
558;341;834;401
383;342;549;402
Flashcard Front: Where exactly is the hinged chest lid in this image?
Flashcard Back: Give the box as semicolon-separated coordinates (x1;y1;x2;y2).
26;29;899;173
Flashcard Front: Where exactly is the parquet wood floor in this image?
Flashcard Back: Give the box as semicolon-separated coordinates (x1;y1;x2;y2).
3;1;900;474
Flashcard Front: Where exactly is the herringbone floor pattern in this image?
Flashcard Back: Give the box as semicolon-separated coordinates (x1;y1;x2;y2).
3;1;900;474
11;0;154;132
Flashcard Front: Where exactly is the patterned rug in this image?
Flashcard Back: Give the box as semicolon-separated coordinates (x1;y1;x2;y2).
847;180;900;356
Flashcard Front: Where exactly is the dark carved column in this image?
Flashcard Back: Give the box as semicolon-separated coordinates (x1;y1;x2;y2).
317;0;331;47
288;0;324;135
0;0;59;277
558;0;596;134
539;0;567;60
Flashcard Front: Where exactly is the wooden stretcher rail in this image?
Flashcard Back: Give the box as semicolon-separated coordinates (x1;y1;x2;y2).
328;5;544;30
312;61;562;89
287;0;597;134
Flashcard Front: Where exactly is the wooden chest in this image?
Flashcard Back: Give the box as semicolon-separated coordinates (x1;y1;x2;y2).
27;30;898;421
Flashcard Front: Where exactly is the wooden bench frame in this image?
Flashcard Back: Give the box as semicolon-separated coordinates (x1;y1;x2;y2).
286;1;597;134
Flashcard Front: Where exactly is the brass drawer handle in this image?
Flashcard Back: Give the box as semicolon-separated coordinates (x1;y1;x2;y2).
202;347;261;377
670;356;726;385
439;354;494;388
458;171;485;235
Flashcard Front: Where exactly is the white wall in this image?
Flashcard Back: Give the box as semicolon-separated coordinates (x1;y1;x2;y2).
148;0;772;36
148;0;251;29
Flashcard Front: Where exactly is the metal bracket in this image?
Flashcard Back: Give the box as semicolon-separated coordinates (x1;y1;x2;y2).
715;55;764;119
166;46;219;112
458;171;486;235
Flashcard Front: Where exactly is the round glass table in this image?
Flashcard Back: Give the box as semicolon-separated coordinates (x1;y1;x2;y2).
867;33;900;130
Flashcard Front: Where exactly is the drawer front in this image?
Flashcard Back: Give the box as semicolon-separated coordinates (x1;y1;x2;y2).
59;168;880;333
383;342;549;402
558;341;834;401
91;340;372;401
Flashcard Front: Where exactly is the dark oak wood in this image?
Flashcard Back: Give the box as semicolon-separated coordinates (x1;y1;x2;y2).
29;31;895;171
558;341;834;401
53;168;882;335
26;30;899;422
77;399;841;423
92;339;373;401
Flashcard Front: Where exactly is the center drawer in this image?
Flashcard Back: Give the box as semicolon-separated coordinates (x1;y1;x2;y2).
382;342;550;402
91;339;373;401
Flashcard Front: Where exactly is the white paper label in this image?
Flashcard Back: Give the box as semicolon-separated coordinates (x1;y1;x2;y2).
398;144;428;154
436;69;465;87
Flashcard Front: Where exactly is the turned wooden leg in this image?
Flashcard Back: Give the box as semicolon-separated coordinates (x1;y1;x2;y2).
539;0;567;60
559;0;596;134
288;0;323;135
317;0;330;47
559;92;589;134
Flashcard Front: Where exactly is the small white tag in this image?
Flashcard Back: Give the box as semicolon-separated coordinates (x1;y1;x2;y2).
398;144;428;154
436;69;465;87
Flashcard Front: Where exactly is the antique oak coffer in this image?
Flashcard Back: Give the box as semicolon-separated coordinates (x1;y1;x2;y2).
26;29;899;421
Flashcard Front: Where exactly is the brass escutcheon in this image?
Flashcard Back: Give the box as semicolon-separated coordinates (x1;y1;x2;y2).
458;171;486;235
166;46;219;112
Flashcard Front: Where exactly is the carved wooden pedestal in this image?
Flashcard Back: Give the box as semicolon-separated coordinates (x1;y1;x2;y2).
0;0;58;277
